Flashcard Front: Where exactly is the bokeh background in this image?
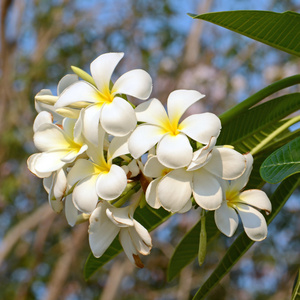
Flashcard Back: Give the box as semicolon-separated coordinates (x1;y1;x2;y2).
0;0;300;299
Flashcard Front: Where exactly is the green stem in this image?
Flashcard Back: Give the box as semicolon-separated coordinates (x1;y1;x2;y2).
219;75;300;126
198;209;207;266
250;115;300;156
112;182;141;208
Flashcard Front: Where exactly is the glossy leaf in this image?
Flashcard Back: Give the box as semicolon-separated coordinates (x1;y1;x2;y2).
190;11;300;56
192;174;300;300
291;269;300;300
84;205;170;280
260;136;300;183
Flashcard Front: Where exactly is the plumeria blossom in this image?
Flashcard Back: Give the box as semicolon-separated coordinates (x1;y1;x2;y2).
144;146;246;213
35;74;81;122
27;110;88;178
89;201;152;268
128;90;221;169
55;52;153;144
214;153;272;241
67;125;129;214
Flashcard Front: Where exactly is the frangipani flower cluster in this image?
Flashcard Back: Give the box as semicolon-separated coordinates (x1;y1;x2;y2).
28;52;271;268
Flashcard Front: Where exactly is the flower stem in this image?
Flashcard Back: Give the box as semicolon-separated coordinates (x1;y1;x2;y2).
198;209;207;266
112;182;141;208
76;213;90;224
219;75;300;126
250;115;300;156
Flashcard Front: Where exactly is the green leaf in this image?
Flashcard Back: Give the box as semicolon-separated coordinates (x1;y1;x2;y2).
260;136;300;184
167;211;219;281
190;11;300;56
192;174;300;300
291;269;300;300
84;205;170;280
71;65;96;86
218;93;300;153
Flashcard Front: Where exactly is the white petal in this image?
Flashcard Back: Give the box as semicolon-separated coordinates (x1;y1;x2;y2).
236;204;268;241
204;147;246;180
130;220;152;254
128;124;165;159
157;169;193;212
144;156;169;178
100;97;137;136
157;133;192;169
230;153;253;192
180;113;221;144
238;190;272;214
119;228;139;265
106;206;134;227
96;165;127;200
214;202;239;237
89;203;120;258
135;98;169;126
55;81;99;108
167;90;205;125
83;104;102;145
178;200;192;213
65;194;78;226
27;153;52;178
57;74;79;95
113;69;152;100
145;178;162;209
34;150;69;174
193;169;223;210
73;174;99;213
73;109;84;144
33;111;53;132
62;117;76;138
90;52;124;91
107;134;130;162
51;168;67;200
67;159;99;186
127;159;140;177
43;175;53;193
34;123;71;152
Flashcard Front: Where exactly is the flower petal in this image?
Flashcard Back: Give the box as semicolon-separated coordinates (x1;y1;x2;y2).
65;194;78;227
214;201;239;237
238;190;272;214
33;111;53;132
204;147;246;180
51;168;67;200
107;134;130;162
119;228;140;266
89;203;120;258
113;69;152;100
144;156;169;178
128;124;165;159
145;178;162;209
83;104;102;145
90;52;124;91
55;81;99;108
27;153;52;178
157;169;193;212
96;164;127;200
100;97;137;136
178;200;192;213
135;98;169;126
193;169;223;210
157;133;192;169
236;204;268;241
73;174;99;213
180;113;221;144
34;123;71;152
57;74;79;95
167;90;205;125
106;206;134;227
130;220;152;255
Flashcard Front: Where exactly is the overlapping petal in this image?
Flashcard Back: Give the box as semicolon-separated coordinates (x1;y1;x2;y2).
57;74;79;95
83;104;103;145
145;178;162;209
65;194;78;227
144;156;169;178
238;190;272;214
33;111;53;132
106;206;134;227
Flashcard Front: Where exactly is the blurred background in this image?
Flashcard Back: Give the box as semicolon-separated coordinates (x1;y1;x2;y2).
0;0;300;299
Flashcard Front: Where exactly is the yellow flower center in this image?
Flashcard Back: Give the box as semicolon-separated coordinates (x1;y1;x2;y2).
161;118;181;136
225;189;240;209
96;86;115;104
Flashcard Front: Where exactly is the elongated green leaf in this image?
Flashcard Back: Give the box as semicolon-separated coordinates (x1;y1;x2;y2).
192;174;300;300
167;212;219;281
260;136;300;184
291;269;300;300
190;11;300;56
84;205;170;280
218;93;300;153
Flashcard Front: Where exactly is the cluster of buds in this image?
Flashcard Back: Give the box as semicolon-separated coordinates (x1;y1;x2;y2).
28;52;271;268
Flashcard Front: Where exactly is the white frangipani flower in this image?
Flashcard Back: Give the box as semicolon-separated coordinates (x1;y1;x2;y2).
67;126;129;214
89;201;152;268
214;153;272;241
144;146;246;213
27;111;88;178
55;52;153;143
35;74;80;122
128;90;221;169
